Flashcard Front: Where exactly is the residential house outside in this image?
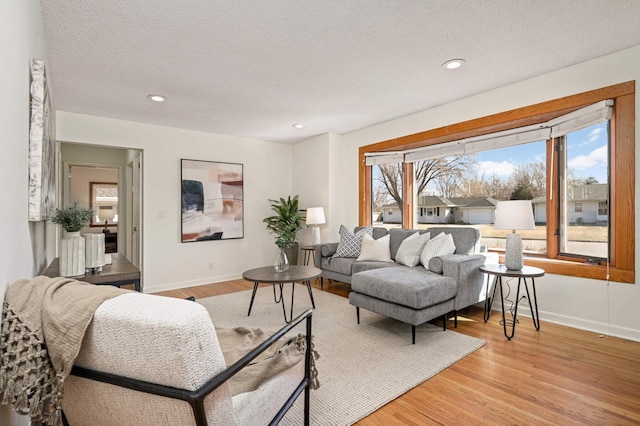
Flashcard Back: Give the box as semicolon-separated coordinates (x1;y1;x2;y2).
532;184;608;224
381;196;498;225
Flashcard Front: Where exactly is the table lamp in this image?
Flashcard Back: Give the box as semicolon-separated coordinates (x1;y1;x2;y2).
494;200;535;270
306;207;326;245
101;206;115;234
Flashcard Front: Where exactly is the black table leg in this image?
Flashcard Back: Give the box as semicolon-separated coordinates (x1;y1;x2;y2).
524;278;541;330
279;282;296;323
272;283;283;303
484;274;498;322
247;282;259;316
305;280;316;309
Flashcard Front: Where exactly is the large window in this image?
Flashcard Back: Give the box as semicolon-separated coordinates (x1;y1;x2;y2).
358;82;635;283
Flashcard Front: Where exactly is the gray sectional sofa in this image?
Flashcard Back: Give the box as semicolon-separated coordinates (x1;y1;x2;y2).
313;226;494;343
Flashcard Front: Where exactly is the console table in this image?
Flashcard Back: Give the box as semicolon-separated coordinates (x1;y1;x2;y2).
243;265;321;323
480;264;544;340
43;253;141;292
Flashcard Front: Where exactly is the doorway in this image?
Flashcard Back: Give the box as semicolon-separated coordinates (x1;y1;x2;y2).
59;143;143;272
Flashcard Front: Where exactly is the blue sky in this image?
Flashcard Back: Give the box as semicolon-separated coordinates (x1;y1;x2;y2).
474;122;608;183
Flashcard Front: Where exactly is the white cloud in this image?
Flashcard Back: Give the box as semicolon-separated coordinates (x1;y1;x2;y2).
475;160;516;177
587;127;603;143
568;145;607;170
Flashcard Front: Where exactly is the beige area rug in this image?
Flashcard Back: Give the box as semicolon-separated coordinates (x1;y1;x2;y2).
198;285;485;425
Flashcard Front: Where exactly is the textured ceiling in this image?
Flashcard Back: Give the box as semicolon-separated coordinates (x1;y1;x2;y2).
40;1;640;144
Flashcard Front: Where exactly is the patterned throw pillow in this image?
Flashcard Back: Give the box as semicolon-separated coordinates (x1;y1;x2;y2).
419;232;447;267
334;225;373;258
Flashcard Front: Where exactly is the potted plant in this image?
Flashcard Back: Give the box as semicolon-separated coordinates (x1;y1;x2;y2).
263;195;306;270
51;201;94;232
51;202;94;277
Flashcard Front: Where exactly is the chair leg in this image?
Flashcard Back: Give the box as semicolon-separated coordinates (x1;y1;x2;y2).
442;313;447;331
356;307;360;324
412;325;416;344
320;277;324;289
454;310;458;328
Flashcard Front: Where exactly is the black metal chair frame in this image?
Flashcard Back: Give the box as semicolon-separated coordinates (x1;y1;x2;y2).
63;309;314;426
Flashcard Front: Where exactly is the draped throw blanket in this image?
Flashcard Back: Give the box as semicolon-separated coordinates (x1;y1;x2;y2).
216;326;320;396
0;276;127;426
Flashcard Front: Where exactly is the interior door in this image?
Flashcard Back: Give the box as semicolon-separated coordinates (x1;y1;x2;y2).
131;152;142;269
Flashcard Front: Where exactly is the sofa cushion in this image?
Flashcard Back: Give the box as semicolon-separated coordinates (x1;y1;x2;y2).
321;256;357;276
395;232;430;267
352;261;396;274
351;267;456;310
357;234;392;262
334;225;372;258
425;227;480;255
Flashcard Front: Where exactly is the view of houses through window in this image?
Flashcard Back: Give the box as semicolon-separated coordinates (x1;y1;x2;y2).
371;121;609;260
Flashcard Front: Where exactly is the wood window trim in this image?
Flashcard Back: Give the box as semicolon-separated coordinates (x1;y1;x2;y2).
359;81;635;283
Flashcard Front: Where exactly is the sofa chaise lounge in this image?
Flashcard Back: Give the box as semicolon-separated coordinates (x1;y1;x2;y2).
314;226;495;343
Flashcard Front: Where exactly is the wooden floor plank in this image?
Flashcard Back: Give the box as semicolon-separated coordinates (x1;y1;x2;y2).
154;278;640;425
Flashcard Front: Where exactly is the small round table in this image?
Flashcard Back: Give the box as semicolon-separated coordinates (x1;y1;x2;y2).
242;265;321;323
480;264;544;340
300;246;316;266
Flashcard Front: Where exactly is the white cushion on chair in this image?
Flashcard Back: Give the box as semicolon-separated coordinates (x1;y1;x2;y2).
63;292;306;426
65;292;237;425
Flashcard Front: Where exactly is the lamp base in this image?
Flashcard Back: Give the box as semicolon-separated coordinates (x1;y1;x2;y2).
311;226;321;246
504;233;524;270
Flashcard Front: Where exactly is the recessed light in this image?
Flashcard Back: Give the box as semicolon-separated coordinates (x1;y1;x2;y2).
442;59;465;70
292;124;304;129
147;94;167;102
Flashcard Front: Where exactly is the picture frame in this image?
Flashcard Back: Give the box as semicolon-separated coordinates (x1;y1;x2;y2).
28;58;56;221
181;159;244;242
89;182;118;227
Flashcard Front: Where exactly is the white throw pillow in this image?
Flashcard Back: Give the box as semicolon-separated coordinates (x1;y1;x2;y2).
357;234;392;262
395;232;431;267
419;232;448;268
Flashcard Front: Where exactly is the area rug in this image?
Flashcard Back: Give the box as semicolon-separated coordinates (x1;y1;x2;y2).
198;285;485;425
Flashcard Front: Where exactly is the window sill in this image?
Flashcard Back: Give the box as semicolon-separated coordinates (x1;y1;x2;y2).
493;253;634;283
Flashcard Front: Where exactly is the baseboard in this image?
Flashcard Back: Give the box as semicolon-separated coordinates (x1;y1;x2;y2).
144;273;243;294
491;305;640;343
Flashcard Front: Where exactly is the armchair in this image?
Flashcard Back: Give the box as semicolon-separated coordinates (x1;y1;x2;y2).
61;292;313;425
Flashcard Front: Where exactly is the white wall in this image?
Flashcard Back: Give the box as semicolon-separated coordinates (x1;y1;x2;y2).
56;113;293;293
0;2;49;424
294;44;640;341
292;133;331;246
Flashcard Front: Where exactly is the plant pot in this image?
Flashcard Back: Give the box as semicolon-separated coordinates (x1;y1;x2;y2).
60;231;85;277
284;243;299;266
84;233;105;272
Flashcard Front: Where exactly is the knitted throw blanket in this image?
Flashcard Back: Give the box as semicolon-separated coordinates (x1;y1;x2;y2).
0;276;127;426
216;326;320;396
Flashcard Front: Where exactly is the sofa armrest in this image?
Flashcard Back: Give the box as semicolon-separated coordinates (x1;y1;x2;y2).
440;254;486;281
439;254;487;310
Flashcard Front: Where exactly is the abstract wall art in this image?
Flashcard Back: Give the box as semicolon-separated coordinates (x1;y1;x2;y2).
28;58;56;221
181;159;244;242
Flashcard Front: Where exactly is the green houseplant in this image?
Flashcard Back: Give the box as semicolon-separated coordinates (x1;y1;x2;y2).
51;201;94;232
263;195;306;269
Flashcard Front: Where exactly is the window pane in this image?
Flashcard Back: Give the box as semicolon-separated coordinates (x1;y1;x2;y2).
559;122;609;259
371;163;403;229
411;145;546;254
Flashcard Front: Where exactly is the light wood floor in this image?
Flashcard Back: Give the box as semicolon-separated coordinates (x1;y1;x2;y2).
156;279;640;425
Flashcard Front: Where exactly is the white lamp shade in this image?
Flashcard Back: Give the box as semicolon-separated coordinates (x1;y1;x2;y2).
306;207;326;225
100;206;115;221
494;200;535;231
